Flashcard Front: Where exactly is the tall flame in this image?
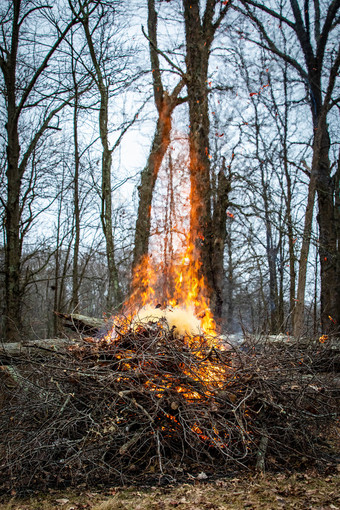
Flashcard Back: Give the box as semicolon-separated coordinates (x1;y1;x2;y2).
109;137;218;341
122;235;216;338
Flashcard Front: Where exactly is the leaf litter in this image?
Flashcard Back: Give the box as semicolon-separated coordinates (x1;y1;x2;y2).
1;472;339;510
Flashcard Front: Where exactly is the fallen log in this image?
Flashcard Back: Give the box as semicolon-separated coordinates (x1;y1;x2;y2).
56;312;108;335
0;338;73;363
0;313;110;363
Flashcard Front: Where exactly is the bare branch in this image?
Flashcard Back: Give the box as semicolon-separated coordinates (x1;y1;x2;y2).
141;25;186;78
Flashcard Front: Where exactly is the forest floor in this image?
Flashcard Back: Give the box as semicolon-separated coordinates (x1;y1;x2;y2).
1;470;340;510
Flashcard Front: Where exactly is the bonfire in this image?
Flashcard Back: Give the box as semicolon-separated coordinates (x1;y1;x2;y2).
0;200;339;493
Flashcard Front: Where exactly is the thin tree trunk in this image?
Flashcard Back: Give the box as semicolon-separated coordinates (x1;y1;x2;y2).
5;160;22;341
58;237;73;317
81;15;122;311
260;164;280;334
278;239;285;330
226;215;234;330
71;67;80;311
162;153;175;303
133;97;173;270
285;159;296;331
132;0;185;276
53;194;62;337
313;239;319;336
212;161;231;319
282;60;296;332
293;134;319;337
101;132;121;310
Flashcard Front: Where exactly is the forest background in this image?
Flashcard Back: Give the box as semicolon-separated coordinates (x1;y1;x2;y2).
0;0;339;344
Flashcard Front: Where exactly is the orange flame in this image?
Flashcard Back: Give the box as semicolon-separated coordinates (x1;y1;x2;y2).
107;136;218;343
121;236;216;339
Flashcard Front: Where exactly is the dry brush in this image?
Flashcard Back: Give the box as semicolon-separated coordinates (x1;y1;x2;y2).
0;321;339;493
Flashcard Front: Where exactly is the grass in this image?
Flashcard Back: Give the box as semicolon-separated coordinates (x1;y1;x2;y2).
1;470;339;510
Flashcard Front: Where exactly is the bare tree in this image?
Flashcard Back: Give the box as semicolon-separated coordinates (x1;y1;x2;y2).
69;0;142;311
70;42;82;312
0;0;80;341
237;0;340;335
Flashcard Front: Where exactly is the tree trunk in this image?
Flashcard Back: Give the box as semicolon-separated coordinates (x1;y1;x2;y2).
71;61;80;312
225;221;234;331
293;161;317;337
183;0;230;319
184;0;212;254
282;60;296;332
132;0;184;275
53;204;61;337
100;120;121;311
335;153;340;331
212;161;231;319
3;1;22;342
259;162;280;334
81;15;122;311
133;96;173;270
162;152;176;303
316;128;340;334
285;159;296;332
5;132;22;342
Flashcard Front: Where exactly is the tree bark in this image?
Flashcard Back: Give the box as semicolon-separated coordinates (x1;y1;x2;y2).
3;1;23;342
212;161;231;319
133;94;174;270
293;170;316;337
282;60;296;332
316;128;339;334
5;116;22;341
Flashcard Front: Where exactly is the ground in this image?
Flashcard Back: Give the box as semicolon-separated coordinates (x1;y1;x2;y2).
1;471;340;510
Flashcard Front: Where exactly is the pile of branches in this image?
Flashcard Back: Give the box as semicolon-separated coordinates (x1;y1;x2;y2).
0;321;339;493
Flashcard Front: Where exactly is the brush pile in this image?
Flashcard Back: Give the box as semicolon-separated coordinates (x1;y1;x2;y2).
0;318;339;493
